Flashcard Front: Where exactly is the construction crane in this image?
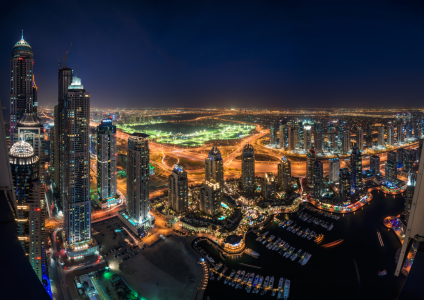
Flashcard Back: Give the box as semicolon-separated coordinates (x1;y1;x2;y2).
63;43;72;67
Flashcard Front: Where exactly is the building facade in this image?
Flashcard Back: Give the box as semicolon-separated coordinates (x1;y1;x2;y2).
356;127;363;150
339;168;351;204
262;173;276;200
306;148;316;187
370;155;380;175
350;146;362;193
10;33;37;145
329;158;340;183
199;180;221;216
168;165;188;213
241;144;255;192
97;119;117;208
127;133;151;225
10;141;44;281
377;126;385;146
205;146;224;194
277;156;291;190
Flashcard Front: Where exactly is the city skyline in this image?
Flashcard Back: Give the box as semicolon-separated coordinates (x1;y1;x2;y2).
2;1;424;112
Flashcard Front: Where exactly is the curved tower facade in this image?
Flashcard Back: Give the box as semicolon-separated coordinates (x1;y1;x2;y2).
205;146;224;194
241;144;255;192
10;33;37;145
9;141;44;281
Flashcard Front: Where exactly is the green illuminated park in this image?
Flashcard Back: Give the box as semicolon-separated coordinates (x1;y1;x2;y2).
117;122;255;146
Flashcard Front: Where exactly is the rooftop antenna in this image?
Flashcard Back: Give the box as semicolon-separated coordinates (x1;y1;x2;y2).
63;43;72;67
21;29;24;40
75;64;77;77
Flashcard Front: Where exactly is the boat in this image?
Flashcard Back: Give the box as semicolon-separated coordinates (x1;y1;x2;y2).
301;253;312;265
239;270;246;282
246;285;252;293
224;277;229;284
328;223;334;231
215;262;223;271
230;269;235;278
210;271;214;280
253;275;260;286
378;270;387;276
248;273;255;285
256;276;264;293
217;267;227;281
263;276;269;288
243;273;250;283
284;279;290;300
291;253;298;261
206;255;215;264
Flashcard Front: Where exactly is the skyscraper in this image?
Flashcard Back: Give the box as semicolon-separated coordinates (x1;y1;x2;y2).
62;75;97;258
199;180;221;216
313;161;323;199
314;129;323;153
341;130;350;154
288;127;296;151
377;126;384;146
366;123;373;148
304;125;312;151
387;123;394;146
279;122;286;149
329;127;336;152
97;119;117;208
205;147;223;194
396;148;405;168
295;122;301;149
10;32;37;145
277;156;291;189
355;127;363;150
350;146;362;193
385;159;397;182
404;172;416;224
270;121;277;145
329;158;340;183
339;168;351;204
397;121;404;143
10;140;44;281
403;150;414;173
127;133;151;225
370;155;380;175
262;173;276;200
241;144;255;192
15;113;45;197
168;165;188;213
306;148;316;187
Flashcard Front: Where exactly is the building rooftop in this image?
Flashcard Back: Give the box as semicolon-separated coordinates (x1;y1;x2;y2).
10;140;34;158
224;234;243;246
17;113;43;127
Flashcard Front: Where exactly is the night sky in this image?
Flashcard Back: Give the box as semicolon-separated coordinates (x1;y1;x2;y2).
1;0;424;110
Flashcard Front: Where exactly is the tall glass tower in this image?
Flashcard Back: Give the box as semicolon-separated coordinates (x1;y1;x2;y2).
97;119;117;208
127;133;150;224
62;75;96;257
205;146;224;194
10;140;44;281
241;144;255;192
10;32;37;145
350;146;363;193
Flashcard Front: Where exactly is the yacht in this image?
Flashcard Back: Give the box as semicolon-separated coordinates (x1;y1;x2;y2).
246;285;252;293
248;273;255;285
230;269;235;278
269;276;274;289
255;276;264;293
210;271;214;280
284;279;290;300
263;276;269;288
206;255;214;264
253;274;260;286
301;253;312;266
224;277;229;284
328;223;334;231
243;273;250;284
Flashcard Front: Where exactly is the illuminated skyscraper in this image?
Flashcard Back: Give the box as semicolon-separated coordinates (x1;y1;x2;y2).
387;123;394;146
199;180;221;216
279;122;286;149
397;121;404;143
356;127;363;150
304;125;312;151
288;127;296;151
10;32;38;145
313;161;323;199
377;126;384;146
404;172;416;224
168;164;188;213
366;123;373;148
370;155;380;175
97;119;117;208
350;146;362;193
277;156;291;189
341;129;350;154
329;127;336;151
306;148;316;187
241;144;255;192
295;122;301;149
10;140;44;281
262;173;276;200
403;150;414;173
270;121;277;145
339;168;351;204
329;158;340;183
205;147;223;194
62;75;97;258
127;133;151;224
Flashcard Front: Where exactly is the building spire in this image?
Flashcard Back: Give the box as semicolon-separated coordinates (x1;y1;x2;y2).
21;29;23;40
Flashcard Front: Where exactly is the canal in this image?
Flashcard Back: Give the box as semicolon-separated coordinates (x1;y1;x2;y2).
200;190;407;300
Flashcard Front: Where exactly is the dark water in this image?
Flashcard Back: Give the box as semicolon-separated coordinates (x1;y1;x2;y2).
201;191;406;300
